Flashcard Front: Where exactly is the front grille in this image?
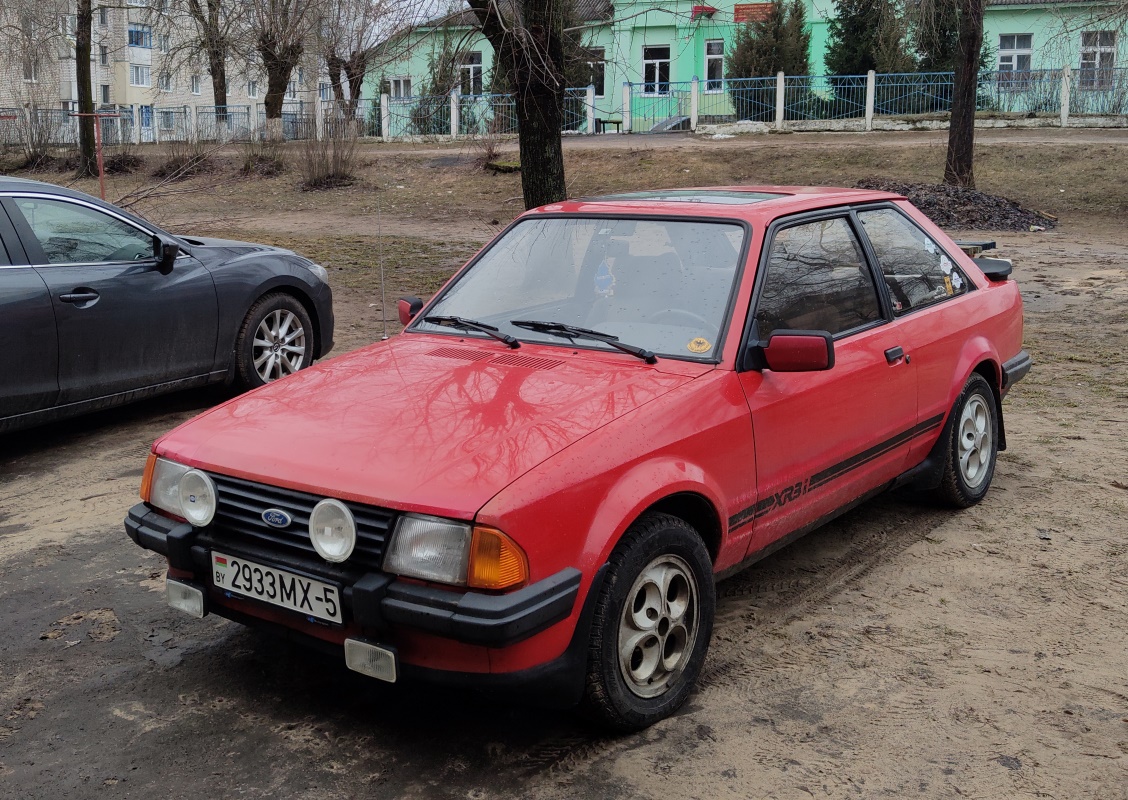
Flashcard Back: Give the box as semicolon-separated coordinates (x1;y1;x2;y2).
207;472;395;572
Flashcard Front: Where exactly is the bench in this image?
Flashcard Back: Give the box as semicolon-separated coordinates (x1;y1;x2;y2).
595;117;622;134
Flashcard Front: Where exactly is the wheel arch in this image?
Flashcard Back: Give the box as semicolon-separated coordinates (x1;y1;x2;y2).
971;358;1006;452
250;283;324;359
639;492;723;565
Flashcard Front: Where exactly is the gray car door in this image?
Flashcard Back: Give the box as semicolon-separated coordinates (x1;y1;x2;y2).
0;204;60;418
3;195;220;404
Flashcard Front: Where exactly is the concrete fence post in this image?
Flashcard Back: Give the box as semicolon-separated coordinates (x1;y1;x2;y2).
153;109;161;144
865;70;876;131
450;88;460;137
1060;65;1071;127
131;105;140;145
586;84;595;134
115;110;123;146
623;82;632;133
690;76;700;132
380;94;391;141
315;96;325;141
775;72;785;130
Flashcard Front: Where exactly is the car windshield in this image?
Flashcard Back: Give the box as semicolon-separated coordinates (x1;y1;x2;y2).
414;217;747;361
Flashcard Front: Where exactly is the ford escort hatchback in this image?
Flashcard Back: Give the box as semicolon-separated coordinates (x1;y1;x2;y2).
125;187;1030;730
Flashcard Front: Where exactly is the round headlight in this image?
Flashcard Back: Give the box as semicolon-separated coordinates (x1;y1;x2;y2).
309;498;356;563
178;470;217;527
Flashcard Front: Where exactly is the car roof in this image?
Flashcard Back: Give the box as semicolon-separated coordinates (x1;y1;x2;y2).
0;175;103;202
528;186;907;222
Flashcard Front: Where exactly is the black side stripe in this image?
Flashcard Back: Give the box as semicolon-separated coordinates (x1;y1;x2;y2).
727;413;945;531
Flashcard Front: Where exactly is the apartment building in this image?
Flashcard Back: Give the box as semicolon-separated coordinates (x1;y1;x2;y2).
1;1;321;141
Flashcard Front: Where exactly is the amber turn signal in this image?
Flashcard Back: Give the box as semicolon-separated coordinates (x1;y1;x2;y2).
467;526;529;590
140;452;157;502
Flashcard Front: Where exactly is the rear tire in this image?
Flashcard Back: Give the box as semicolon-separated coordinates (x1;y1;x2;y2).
580;513;715;732
933;373;998;508
234;293;314;392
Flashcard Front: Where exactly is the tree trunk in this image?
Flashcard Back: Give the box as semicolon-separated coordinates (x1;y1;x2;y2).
187;0;229;120
75;0;97;178
944;0;985;187
326;51;347;108
208;52;229;120
345;51;368;116
259;37;302;121
468;0;567;209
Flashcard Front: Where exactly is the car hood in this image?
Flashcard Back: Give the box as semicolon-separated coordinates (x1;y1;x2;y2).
154;335;709;518
179;236;289;265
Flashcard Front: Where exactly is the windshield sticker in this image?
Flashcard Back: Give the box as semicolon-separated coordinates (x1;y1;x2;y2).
940;255;952;274
924;239;937;255
594;260;616;297
687;337;712;354
951;272;964;291
944;275;954;295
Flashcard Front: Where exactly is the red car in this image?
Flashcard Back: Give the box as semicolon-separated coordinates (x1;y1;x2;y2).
125;187;1029;730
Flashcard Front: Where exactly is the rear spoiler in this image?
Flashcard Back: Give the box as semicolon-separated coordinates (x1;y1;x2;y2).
953;240;1011;281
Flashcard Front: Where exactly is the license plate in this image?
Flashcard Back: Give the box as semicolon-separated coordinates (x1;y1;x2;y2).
211;552;342;624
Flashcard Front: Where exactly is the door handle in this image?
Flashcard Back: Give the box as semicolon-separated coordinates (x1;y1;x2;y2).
59;291;99;304
884;346;905;364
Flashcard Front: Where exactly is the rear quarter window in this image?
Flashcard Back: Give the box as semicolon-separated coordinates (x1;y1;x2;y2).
857;208;969;315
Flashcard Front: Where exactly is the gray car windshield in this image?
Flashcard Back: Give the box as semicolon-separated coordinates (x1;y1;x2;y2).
414;217;746;360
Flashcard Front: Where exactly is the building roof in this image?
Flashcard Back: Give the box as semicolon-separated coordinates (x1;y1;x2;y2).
431;0;613;28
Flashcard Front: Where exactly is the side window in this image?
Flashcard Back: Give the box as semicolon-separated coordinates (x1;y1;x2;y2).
12;198;153;265
754;217;882;339
857;208;969;314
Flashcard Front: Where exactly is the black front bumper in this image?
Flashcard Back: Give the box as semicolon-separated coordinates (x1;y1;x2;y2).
125;503;580;648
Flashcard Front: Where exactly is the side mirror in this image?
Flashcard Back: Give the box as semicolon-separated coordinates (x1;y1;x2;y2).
754;330;835;372
397;296;423;326
155;237;179;275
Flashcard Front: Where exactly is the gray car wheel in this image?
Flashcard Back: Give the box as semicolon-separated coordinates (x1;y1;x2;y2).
234;293;314;391
934;373;998;508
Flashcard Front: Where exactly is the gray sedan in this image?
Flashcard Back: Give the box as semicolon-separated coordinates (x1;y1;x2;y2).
0;177;334;434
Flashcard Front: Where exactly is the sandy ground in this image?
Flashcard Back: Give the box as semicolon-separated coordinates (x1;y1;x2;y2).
1;132;1127;798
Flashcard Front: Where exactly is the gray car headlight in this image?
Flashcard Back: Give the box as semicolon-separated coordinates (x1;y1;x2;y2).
302;261;329;283
147;457;192;518
383;514;472;586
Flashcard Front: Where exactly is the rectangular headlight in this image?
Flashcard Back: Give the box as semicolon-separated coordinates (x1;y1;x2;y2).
383;514;472;586
147;457;190;518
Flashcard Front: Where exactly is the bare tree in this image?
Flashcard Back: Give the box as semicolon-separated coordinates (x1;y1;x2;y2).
466;0;568;209
943;0;985;187
74;0;97;177
247;0;319;135
173;0;247;113
318;0;383;114
0;0;71;164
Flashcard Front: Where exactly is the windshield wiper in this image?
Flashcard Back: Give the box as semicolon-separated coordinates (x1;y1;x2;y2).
510;320;657;364
424;316;520;348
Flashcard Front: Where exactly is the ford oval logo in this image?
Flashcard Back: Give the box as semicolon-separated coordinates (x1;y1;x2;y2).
261;509;292;528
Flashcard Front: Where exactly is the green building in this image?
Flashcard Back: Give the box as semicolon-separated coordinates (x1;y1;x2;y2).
365;0;1125;131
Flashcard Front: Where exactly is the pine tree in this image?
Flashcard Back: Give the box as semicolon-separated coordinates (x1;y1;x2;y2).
725;0;811;121
824;0;913;75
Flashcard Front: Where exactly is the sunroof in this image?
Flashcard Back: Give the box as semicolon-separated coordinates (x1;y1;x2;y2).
592;190;784;205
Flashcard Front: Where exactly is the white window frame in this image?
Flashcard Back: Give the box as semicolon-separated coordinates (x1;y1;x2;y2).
23;57;39;83
319;81;331;102
587;48;606;98
158;71;172;92
129;64;151;87
390;76;411;98
1080;31;1117;89
460;52;483;96
705;39;725;93
157;33;170;54
997;33;1033;91
285;80;297;99
190;74;201;95
100;83;111;104
247;80;258;98
642;45;671;96
99;44;109;66
99;7;109;25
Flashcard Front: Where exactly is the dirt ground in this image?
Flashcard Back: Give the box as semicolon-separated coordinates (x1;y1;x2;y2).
1;130;1127;799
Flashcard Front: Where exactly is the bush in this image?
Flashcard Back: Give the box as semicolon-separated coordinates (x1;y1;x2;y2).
299;117;358;190
240;133;285;177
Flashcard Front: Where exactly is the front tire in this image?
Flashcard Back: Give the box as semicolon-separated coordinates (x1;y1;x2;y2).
234;293;314;391
581;513;715;731
934;373;998;508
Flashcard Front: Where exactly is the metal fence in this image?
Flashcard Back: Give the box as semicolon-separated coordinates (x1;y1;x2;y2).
1070;66;1128;115
709;77;774;123
874;72;953;116
458;94;519;136
628;80;692;132
563;88;590;133
195;106;254;142
977;69;1063;114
